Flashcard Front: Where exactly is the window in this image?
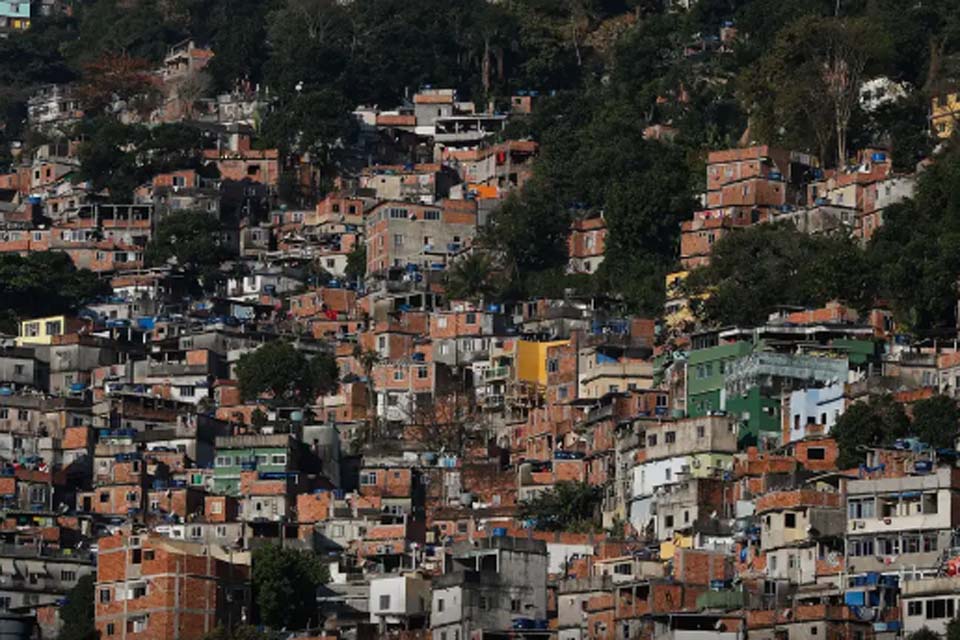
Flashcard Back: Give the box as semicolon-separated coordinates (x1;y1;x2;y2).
379;594;390;610
271;454;287;465
511;598;520;612
848;538;874;557
99;589;112;604
417;367;428;379
128;617;148;633
45;320;62;336
848;498;875;519
393;369;404;381
437;598;444;612
360;472;377;485
926;598;955;619
17;409;27;421
479;596;489;611
807;447;826;460
784;513;796;528
547;358;559;373
908;601;923;616
99;493;108;503
210;501;223;514
178;385;195;397
393;233;404;248
697;426;705;439
106;624;115;636
143;550;154;561
665;431;676;444
647;434;657;447
13;365;24;376
664;515;674;527
465;313;477;325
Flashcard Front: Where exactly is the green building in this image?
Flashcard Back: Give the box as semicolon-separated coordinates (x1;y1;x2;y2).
686;341;754;417
685;325;879;447
213;434;297;495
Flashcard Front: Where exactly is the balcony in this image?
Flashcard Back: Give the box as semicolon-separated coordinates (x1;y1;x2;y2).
484;366;510;382
482;395;505;409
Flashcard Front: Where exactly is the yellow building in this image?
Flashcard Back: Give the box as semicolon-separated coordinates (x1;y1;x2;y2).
516;339;569;386
16;315;73;346
664;270;709;335
931;92;960;140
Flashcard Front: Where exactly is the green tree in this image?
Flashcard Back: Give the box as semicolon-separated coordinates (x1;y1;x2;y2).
76;117;152;201
57;574;96;640
520;481;602;532
740;15;892;165
444;253;499;304
907;627;942;640
344;244;366;282
145;211;228;270
0;252;107;321
832;395;910;468
687;224;874;327
236;341;338;404
252;545;329;630
947;617;960;640
911;395;960;449
868;144;960;335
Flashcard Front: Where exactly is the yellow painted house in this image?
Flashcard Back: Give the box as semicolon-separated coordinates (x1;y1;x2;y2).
16;315;74;346
516;339;570;386
931;91;960;140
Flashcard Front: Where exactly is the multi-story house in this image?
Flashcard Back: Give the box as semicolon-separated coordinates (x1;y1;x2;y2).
95;531;250;640
431;536;548;640
845;465;960;578
365;200;478;275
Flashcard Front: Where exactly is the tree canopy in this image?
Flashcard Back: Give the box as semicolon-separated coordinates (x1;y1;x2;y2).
0;252;107;330
832;395;910;468
57;574;97;640
252;545;329;629
519;481;602;532
236;341;339;404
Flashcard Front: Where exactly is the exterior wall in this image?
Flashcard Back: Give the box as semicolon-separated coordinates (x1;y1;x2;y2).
686;342;753;416
516;340;570;386
365;201;477;274
784;384;844;443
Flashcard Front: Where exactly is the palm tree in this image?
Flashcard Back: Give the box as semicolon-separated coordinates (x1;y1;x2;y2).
444;253;497;304
353;345;381;443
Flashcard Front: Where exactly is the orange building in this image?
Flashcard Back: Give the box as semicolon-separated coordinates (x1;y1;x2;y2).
95;531;250;640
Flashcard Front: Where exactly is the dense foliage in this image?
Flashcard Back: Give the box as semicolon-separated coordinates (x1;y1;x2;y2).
236;341;339;403
831;393;960;462
3;0;960;326
520;481;602;532
252;544;329;629
0;253;107;332
57;574;97;640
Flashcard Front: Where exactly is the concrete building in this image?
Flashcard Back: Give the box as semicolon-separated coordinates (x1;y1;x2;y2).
845;466;960;577
368;572;430;632
431;536;548;640
95;531;250;640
